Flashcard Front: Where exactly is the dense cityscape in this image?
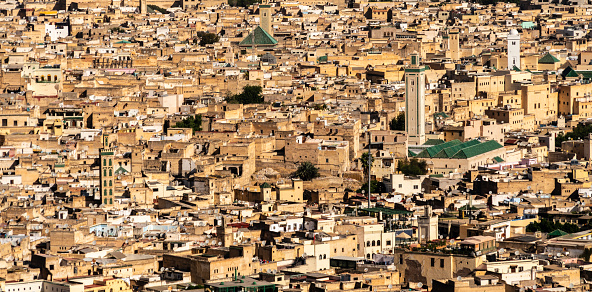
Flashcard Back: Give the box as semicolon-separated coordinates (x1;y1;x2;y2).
0;0;592;291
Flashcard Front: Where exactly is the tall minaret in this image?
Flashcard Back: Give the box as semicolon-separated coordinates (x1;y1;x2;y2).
448;30;459;61
405;53;426;146
260;2;272;36
139;0;147;15
100;133;115;207
507;29;521;70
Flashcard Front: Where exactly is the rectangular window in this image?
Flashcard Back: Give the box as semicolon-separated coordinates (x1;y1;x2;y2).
440;259;444;268
430;258;435;267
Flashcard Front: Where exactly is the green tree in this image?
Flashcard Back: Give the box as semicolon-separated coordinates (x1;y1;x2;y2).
526;218;582;234
358;180;386;194
226;85;264;104
389;112;405;131
556;123;592;147
397;158;428;176
361;152;372;176
228;0;259;7
292;162;320;181
172;115;203;133
197;32;219;46
147;4;167;13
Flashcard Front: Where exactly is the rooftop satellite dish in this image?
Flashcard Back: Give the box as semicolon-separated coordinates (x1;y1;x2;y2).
160;267;165;272
218;242;222;246
364;268;368;272
457;276;462;281
569;283;574;288
417;283;422;288
387;285;392;289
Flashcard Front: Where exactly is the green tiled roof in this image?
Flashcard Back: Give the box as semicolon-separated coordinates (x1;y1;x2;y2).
512;65;521;71
408;150;417;157
114;166;128;174
451;140;504;159
562;66;592;79
493;156;504;163
548;229;568;238
433;139;481;158
416;140;462;158
434;112;449;119
239;26;278;46
424;139;445;146
538;53;560;64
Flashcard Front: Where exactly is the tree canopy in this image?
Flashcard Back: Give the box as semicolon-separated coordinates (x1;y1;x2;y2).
358;180;386;194
147;4;167;13
196;32;219;46
526;218;580;234
226;85;264;104
361;152;372;176
292;162;320;181
172;115;202;133
389;112;405;131
556;123;592;147
228;0;259;7
397;158;428;176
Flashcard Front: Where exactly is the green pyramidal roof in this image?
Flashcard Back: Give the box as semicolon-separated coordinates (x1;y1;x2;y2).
548;229;568;238
239;26;278;46
424;139;445;146
451;140;503;159
416;140;462;158
433;139;481;158
538;53;560;64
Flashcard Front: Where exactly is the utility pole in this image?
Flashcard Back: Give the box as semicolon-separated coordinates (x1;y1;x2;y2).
368;132;372;208
468;192;472;224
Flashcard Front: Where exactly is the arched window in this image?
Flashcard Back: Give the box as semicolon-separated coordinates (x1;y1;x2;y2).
109;159;112;166
110;198;113;204
104;190;107;197
377;240;381;246
372;240;376;246
103;159;107;166
109;180;112;187
367;241;371;247
109;169;112;176
104;181;107;187
54;75;58;82
109;189;112;196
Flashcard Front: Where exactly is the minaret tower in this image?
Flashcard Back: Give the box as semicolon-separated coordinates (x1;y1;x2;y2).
507;29;521;70
405;53;426;146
